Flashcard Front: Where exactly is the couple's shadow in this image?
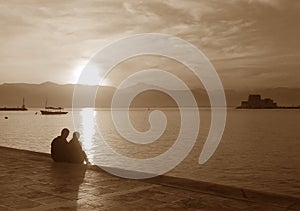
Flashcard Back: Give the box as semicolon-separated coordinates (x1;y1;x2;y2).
49;162;87;209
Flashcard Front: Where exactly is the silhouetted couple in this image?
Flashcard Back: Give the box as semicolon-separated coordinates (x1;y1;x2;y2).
51;128;90;164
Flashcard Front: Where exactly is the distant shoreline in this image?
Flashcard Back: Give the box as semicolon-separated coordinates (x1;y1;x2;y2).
236;106;300;109
2;106;300;110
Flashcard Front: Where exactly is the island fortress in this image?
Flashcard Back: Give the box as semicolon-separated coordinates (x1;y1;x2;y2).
237;94;277;109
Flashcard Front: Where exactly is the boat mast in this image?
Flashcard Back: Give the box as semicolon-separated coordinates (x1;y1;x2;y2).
22;97;25;109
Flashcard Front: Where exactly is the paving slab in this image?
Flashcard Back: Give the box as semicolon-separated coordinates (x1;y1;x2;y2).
0;146;299;211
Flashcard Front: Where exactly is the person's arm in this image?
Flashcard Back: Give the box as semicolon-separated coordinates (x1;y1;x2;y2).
82;150;91;165
78;140;90;165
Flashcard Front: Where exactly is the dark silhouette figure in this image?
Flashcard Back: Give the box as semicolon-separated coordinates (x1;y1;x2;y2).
51;128;69;162
68;132;90;164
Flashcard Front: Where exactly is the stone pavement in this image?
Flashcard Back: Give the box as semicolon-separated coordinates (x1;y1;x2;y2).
0;147;299;211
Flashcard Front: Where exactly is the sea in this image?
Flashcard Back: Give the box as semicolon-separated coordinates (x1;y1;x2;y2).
0;108;299;197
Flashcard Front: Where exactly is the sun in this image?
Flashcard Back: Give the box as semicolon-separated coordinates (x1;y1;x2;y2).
71;62;87;84
71;61;111;86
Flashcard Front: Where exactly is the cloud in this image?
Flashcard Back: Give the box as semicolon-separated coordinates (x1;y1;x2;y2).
247;0;282;8
0;0;299;89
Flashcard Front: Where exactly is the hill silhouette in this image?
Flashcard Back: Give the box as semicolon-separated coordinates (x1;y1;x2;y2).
0;82;299;108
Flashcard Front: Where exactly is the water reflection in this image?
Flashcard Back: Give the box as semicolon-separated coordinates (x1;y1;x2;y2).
78;108;97;163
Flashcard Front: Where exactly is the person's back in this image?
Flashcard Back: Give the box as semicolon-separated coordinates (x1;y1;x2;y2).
51;128;69;162
68;132;89;164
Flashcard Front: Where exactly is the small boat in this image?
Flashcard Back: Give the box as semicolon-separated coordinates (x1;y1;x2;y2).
0;98;28;111
40;100;68;115
40;109;68;115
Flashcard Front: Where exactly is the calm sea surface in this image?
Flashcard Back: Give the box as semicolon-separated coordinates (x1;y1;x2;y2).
0;108;299;197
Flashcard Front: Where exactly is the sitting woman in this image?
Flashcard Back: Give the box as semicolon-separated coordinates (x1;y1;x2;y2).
68;132;90;164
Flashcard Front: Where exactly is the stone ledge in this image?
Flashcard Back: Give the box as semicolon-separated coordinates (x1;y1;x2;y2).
1;146;299;210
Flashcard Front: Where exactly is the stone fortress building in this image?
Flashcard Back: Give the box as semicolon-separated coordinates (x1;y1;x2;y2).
238;95;277;109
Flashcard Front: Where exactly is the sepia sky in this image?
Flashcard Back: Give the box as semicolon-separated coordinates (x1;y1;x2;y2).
0;0;300;89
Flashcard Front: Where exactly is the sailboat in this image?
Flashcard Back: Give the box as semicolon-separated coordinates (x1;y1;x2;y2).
40;100;68;115
0;98;28;111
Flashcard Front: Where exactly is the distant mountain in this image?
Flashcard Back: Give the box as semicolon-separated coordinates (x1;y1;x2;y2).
0;82;115;108
0;82;299;108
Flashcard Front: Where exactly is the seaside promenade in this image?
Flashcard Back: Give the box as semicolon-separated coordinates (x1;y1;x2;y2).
0;146;299;210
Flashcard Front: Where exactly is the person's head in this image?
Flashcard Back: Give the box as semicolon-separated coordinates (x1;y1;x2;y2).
73;131;80;139
61;128;69;139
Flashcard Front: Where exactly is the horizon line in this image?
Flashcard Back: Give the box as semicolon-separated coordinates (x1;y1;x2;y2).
0;81;300;90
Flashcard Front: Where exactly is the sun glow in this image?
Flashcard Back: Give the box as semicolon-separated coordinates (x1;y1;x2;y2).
72;61;111;86
72;62;88;84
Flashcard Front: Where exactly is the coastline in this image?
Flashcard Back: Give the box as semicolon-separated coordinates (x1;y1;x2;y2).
1;146;299;210
236;107;300;109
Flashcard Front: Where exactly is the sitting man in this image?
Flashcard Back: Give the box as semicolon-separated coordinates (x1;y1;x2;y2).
68;132;90;164
51;128;69;162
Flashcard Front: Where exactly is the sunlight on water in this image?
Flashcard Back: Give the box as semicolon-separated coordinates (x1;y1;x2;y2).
79;108;97;162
